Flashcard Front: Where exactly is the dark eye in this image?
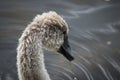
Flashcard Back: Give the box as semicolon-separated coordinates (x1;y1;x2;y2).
63;31;66;35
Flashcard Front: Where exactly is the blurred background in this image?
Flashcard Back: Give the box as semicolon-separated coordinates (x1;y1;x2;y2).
0;0;120;80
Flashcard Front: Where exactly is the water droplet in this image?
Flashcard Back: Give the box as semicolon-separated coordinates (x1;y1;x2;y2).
107;41;111;45
104;0;111;2
73;77;78;80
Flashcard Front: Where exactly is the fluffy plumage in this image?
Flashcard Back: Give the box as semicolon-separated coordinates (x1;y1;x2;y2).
17;11;69;80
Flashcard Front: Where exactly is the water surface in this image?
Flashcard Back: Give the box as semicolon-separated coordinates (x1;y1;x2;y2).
0;0;120;80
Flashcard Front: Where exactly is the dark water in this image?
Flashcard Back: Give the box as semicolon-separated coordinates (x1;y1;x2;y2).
0;0;120;80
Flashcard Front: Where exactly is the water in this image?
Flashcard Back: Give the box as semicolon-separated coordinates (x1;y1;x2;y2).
0;0;120;80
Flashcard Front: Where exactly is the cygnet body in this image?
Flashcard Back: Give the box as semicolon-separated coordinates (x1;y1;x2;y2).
17;11;74;80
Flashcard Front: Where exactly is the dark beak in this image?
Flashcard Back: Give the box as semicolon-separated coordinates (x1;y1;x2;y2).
57;36;74;61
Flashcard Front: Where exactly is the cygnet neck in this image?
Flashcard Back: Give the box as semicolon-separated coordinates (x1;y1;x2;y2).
17;27;51;80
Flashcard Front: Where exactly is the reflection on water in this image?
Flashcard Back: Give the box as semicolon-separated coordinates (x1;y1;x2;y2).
0;0;120;80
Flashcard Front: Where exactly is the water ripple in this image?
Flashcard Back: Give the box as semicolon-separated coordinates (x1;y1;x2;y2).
72;62;94;80
103;56;120;73
49;63;75;75
49;63;77;80
97;64;113;80
64;4;112;19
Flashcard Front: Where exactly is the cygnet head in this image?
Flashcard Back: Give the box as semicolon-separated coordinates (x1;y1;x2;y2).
31;11;74;61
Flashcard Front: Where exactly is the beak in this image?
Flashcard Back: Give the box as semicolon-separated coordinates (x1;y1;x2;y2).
57;36;74;61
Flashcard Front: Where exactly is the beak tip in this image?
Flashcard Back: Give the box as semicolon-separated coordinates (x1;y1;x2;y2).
67;55;74;61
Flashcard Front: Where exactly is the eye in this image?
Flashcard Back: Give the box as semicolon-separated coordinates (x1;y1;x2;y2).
63;31;66;35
